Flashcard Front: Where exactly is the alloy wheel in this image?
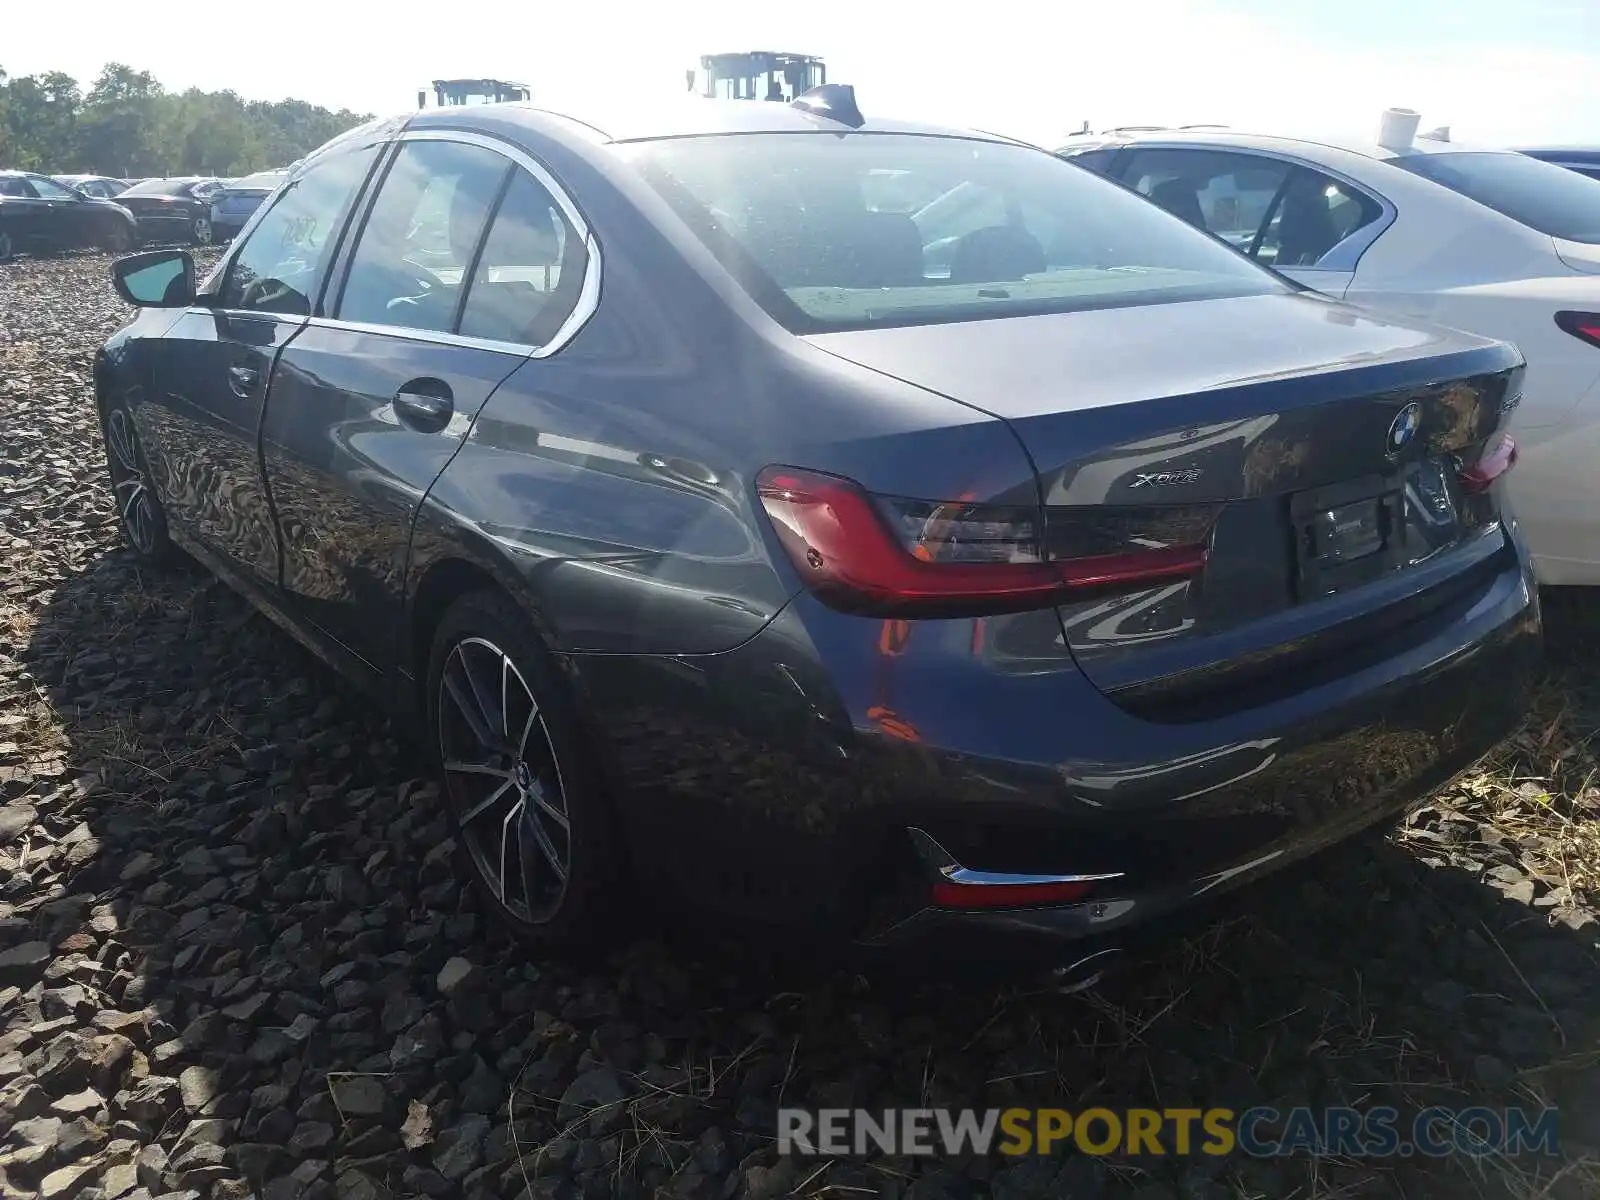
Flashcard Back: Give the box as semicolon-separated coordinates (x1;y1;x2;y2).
0;228;13;261
105;407;158;554
192;217;213;246
437;636;572;924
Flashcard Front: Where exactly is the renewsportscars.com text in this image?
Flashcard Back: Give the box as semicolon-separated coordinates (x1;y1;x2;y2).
777;1106;1560;1159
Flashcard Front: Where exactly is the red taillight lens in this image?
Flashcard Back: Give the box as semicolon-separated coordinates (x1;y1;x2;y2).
1460;432;1517;494
931;877;1096;908
1556;310;1600;349
755;466;1208;617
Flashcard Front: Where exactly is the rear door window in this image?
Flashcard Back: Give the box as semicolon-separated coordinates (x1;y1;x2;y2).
456;169;589;347
334;139;511;333
1121;149;1382;268
28;176;77;200
1122;149;1292;254
1254;172;1383;268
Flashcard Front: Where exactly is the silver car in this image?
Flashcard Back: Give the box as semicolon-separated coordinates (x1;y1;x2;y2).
210;169;290;241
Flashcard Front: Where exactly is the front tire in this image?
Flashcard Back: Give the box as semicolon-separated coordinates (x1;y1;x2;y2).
0;226;14;262
103;222;133;254
100;394;179;566
426;590;616;946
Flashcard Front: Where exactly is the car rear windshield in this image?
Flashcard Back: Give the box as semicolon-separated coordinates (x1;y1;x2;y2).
622;132;1286;332
1391;151;1600;243
122;180;193;197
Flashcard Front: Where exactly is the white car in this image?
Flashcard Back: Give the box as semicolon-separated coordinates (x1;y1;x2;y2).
1060;122;1600;585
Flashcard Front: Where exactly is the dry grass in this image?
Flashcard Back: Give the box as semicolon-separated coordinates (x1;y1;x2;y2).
1402;588;1600;906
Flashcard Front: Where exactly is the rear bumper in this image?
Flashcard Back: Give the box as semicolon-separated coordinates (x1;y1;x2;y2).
130;213;197;240
868;712;1512;962
572;534;1540;961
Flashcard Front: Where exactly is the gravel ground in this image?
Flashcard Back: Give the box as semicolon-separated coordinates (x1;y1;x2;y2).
3;250;1600;1200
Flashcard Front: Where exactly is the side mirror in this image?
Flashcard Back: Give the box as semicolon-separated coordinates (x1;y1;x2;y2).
112;249;196;308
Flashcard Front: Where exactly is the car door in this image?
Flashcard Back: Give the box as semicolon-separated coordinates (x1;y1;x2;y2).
260;132;591;670
2;177;50;249
1114;147;1387;297
135;141;385;589
26;175;97;249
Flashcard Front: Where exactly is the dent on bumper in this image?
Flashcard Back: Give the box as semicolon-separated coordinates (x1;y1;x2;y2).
569;552;1540;949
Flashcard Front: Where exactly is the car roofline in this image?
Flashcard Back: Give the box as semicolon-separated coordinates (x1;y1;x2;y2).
1057;128;1518;164
405;97;1019;147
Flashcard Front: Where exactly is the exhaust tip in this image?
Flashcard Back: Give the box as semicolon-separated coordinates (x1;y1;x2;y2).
1045;948;1122;994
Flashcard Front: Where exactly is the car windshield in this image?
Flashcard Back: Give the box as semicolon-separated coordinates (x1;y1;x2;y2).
122;180;194;197
1391;151;1600;244
622;132;1287;333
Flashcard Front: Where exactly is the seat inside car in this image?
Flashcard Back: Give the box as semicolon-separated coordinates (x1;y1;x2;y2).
948;223;1047;282
1148;177;1207;227
339;167;501;329
844;212;925;287
746;192;926;291
1274;177;1341;266
459;191;588;345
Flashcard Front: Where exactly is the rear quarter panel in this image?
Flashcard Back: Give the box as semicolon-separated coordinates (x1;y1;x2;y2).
405;251;1033;657
404;121;1037;658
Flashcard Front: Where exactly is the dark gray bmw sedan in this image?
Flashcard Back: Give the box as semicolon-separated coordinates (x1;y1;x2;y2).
97;88;1539;975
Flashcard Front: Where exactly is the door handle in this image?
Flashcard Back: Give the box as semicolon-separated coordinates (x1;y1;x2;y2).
227;365;259;397
394;381;454;433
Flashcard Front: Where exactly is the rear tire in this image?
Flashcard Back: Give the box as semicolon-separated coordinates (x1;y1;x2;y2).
191;216;213;246
0;226;14;262
426;589;617;947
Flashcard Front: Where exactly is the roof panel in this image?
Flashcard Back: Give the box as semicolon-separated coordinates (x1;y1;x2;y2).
407;96;1008;145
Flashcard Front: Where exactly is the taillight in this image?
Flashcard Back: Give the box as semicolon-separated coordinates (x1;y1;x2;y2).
755;466;1208;618
931;877;1098;908
1555;310;1600;349
1459;431;1517;494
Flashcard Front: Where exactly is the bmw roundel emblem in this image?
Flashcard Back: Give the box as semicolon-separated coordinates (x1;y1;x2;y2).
1387;401;1422;456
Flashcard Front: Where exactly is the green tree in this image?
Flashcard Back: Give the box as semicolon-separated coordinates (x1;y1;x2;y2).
0;68;11;163
77;63;164;175
3;71;81;171
0;63;369;177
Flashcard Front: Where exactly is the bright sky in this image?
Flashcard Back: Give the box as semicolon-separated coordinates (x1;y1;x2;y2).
7;0;1600;148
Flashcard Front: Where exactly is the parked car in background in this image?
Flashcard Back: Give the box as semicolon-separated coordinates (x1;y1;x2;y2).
94;97;1538;968
52;174;133;199
0;170;136;259
1059;122;1600;587
116;177;225;246
1516;146;1600;182
210;169;289;241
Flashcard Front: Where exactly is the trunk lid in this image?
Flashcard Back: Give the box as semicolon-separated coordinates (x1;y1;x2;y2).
806;292;1524;717
218;190;271;213
120;196;185;215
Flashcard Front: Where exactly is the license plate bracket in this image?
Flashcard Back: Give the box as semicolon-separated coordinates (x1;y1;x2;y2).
1291;474;1407;600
